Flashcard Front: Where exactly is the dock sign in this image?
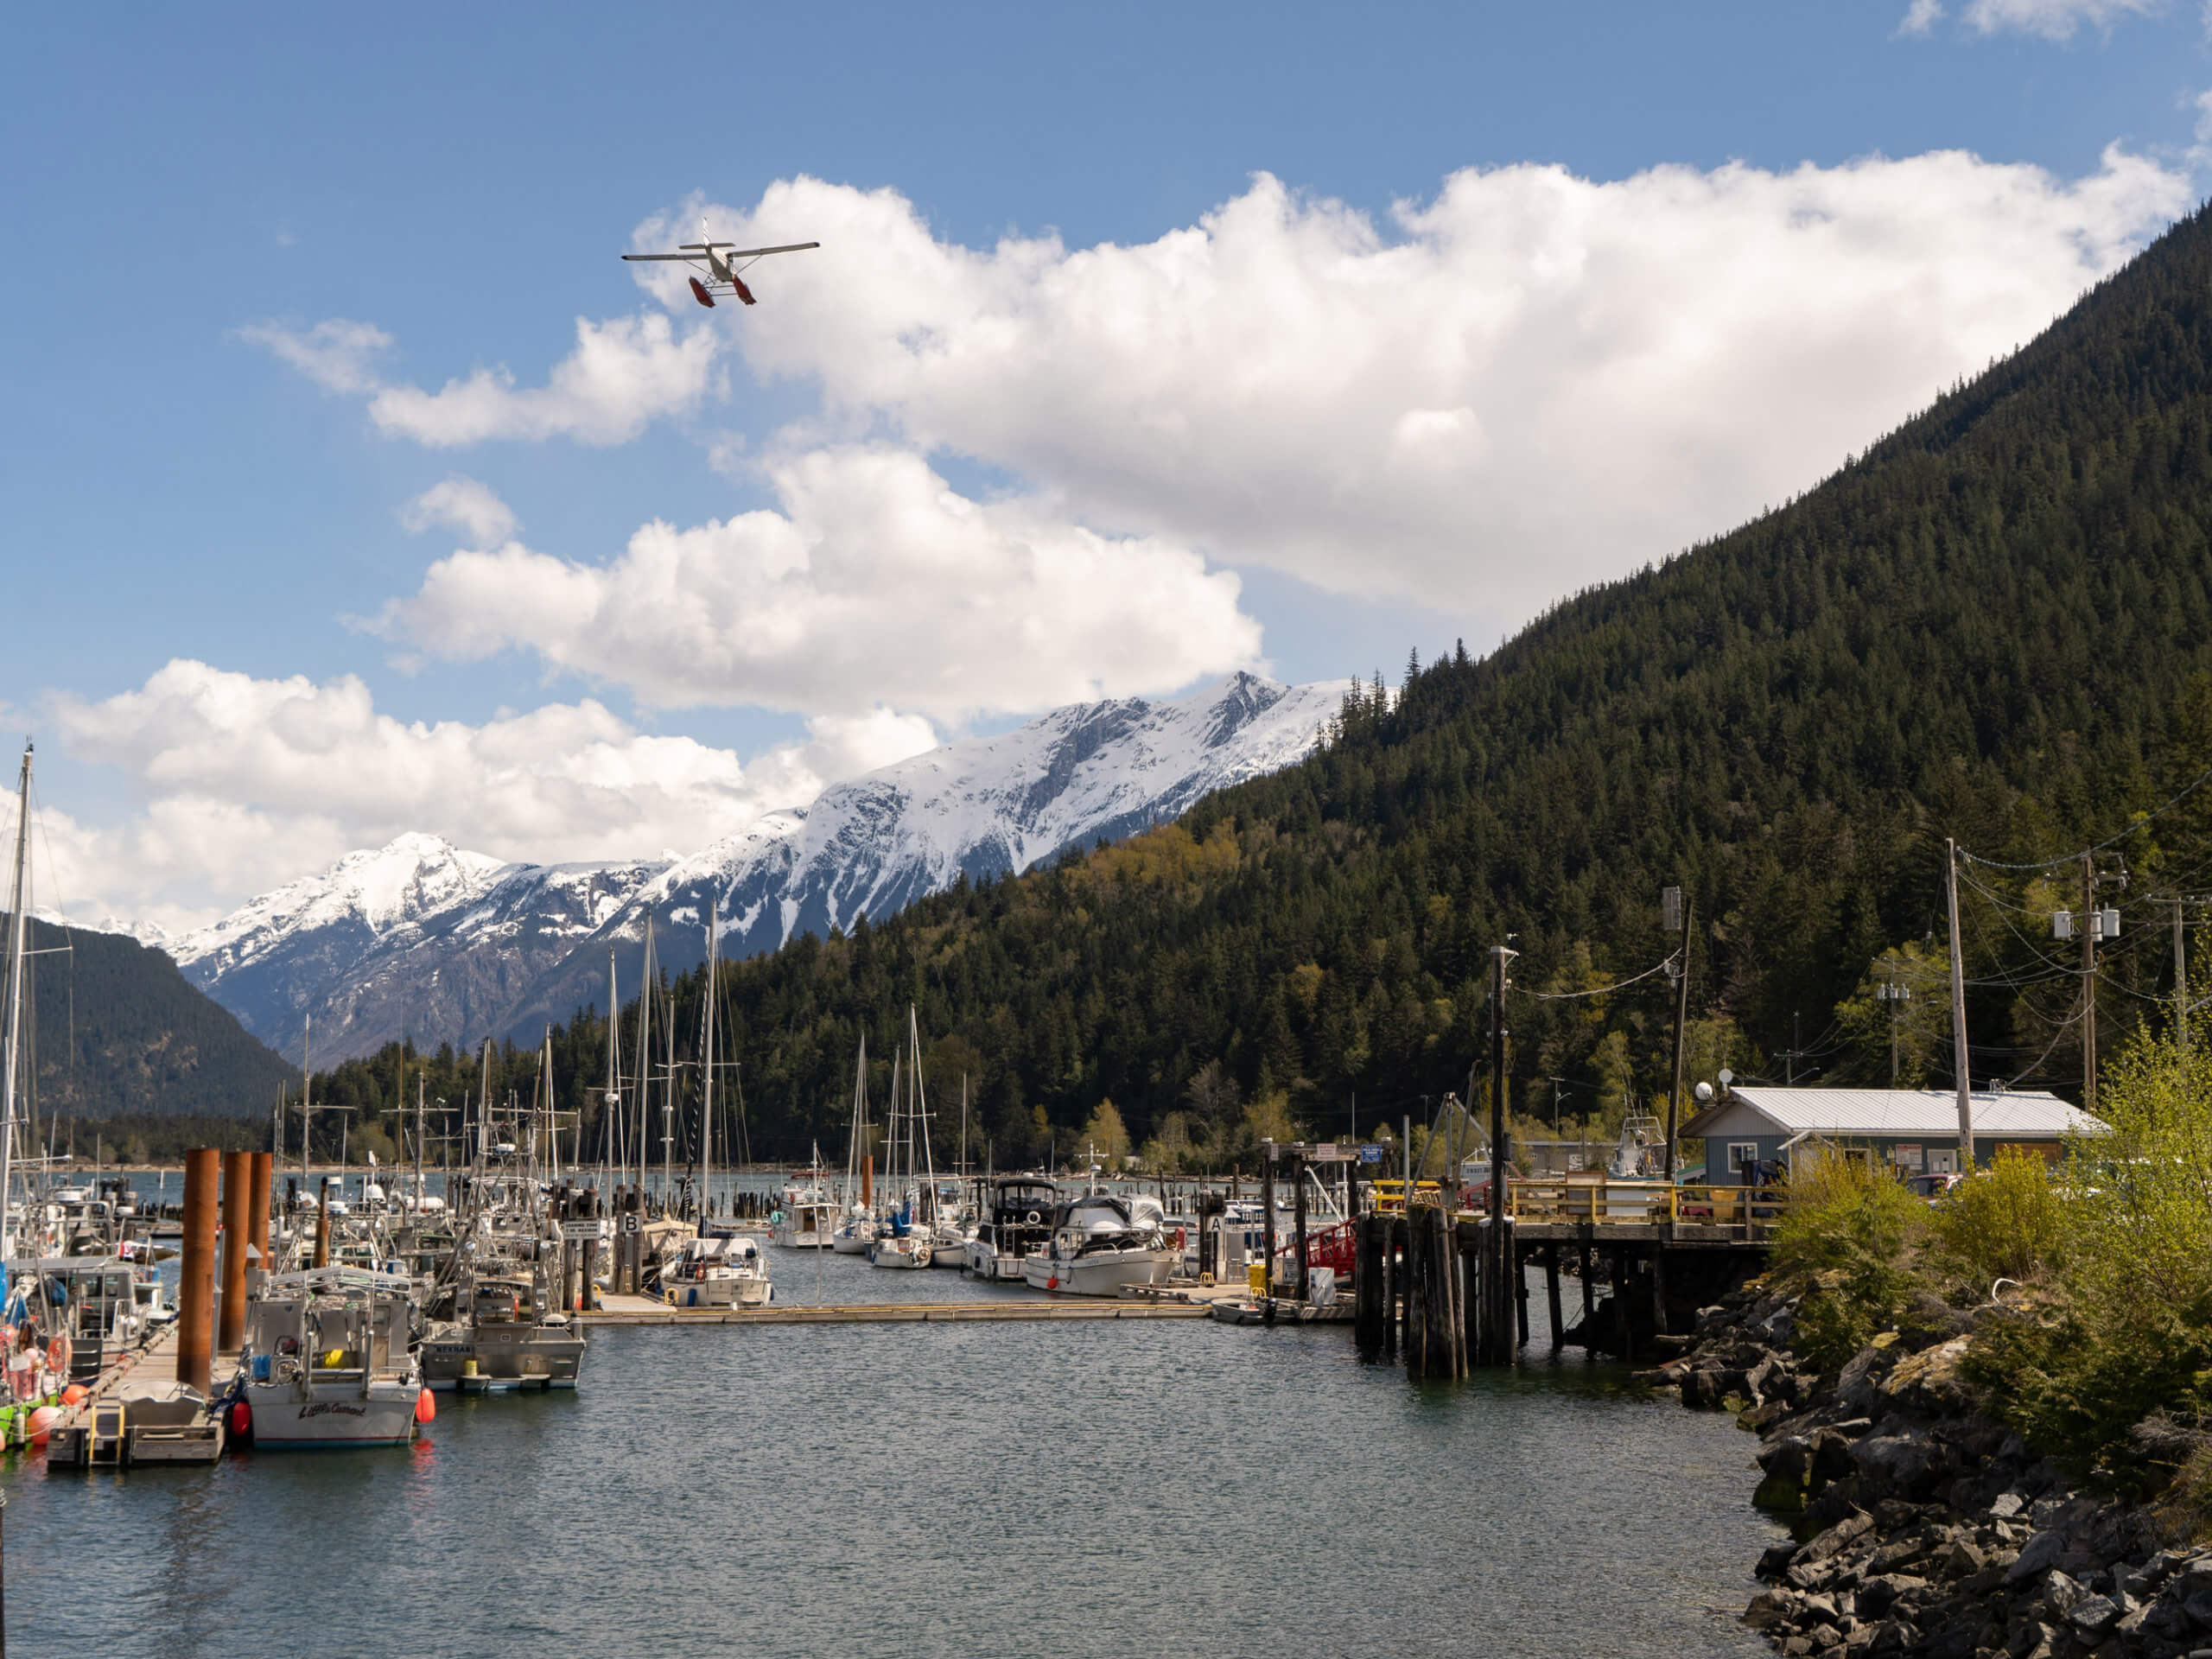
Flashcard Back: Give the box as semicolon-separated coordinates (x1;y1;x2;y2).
561;1217;609;1243
1358;1144;1383;1164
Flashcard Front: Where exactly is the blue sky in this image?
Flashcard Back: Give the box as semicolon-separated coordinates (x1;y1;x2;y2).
4;1;2208;928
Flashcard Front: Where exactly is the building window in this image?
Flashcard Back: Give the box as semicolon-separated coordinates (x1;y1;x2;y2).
1727;1141;1759;1171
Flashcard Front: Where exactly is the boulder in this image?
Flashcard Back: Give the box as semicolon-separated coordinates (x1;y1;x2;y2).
1883;1336;1975;1413
2007;1531;2068;1585
2068;1593;2122;1639
1855;1574;1929;1618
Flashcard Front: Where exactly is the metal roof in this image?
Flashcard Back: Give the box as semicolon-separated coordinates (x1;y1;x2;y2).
1689;1086;2104;1140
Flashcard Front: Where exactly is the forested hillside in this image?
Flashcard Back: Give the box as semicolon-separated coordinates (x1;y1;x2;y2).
9;917;296;1155
299;200;2212;1173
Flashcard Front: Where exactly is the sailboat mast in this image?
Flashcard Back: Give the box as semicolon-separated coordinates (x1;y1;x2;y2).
605;946;620;1189
701;900;717;1219
635;915;654;1197
910;1006;936;1218
0;743;33;1261
300;1010;313;1198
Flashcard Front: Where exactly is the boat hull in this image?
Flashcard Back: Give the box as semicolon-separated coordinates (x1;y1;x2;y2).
423;1325;588;1393
963;1243;1028;1281
244;1381;420;1446
830;1230;874;1255
868;1238;931;1269
1022;1248;1177;1296
668;1276;770;1308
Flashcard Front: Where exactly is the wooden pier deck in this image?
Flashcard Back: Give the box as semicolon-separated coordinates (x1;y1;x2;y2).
582;1293;1212;1325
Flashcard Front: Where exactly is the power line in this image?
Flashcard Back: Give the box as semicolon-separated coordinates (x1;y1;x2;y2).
1956;757;2212;874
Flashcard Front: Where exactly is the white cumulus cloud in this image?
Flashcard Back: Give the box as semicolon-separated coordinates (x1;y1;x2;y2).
1956;0;2163;38
380;444;1263;723
245;312;720;447
45;658;933;926
236;318;392;394
644;152;2186;626
402;475;519;549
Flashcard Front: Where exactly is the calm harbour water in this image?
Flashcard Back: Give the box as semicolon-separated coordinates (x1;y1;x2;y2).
5;1243;1778;1659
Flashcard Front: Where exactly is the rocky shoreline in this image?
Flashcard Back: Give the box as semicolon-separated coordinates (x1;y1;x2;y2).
1648;1281;2212;1659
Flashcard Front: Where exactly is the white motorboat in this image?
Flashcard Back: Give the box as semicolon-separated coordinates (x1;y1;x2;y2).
661;1233;772;1306
964;1177;1058;1281
1023;1193;1178;1296
774;1157;840;1250
239;1266;426;1447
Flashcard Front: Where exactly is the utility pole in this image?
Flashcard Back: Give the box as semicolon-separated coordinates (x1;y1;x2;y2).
1486;942;1516;1365
1877;976;1911;1085
2177;897;2190;1054
1664;891;1692;1182
1946;838;1973;1169
2081;851;2099;1113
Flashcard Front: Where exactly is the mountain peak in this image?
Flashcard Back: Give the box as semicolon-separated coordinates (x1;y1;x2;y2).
174;677;1348;1059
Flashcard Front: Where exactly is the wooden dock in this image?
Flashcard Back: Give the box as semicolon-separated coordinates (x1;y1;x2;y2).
582;1293;1212;1325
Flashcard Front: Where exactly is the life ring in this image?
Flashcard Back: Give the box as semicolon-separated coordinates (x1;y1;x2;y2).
46;1335;70;1373
694;1262;708;1281
1025;1210;1042;1225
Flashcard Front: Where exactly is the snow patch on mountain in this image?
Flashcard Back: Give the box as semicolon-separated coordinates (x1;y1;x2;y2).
173;673;1347;1061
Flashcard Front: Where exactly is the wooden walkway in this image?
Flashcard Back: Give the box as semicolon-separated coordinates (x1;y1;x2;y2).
582;1293;1211;1325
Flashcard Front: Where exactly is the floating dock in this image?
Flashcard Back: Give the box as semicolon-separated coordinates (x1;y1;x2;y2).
582;1293;1212;1325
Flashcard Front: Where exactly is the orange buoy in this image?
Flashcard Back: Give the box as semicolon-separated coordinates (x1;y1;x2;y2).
59;1383;87;1407
229;1399;252;1437
26;1405;59;1446
415;1387;435;1424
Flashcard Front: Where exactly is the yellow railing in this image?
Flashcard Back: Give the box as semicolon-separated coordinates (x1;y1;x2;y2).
1497;1177;1782;1236
1368;1179;1446;1215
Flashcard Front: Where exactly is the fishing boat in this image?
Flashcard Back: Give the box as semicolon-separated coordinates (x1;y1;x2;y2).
964;1177;1058;1281
238;1265;427;1446
422;1273;585;1392
773;1149;839;1249
1022;1192;1178;1295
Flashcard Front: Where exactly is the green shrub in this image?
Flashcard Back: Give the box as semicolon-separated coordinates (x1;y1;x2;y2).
1927;1146;2067;1287
1773;1151;1926;1371
1964;1015;2212;1477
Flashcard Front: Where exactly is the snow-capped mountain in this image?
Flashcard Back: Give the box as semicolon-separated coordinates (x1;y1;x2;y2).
168;672;1346;1062
167;834;668;1065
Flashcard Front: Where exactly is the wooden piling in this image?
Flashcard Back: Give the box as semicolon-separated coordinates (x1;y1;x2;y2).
1544;1244;1563;1351
1382;1215;1397;1361
1611;1249;1630;1361
216;1149;251;1355
175;1148;219;1395
1579;1240;1598;1361
246;1150;272;1276
1514;1236;1530;1347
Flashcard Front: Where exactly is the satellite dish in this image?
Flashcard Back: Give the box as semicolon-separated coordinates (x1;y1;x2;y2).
1717;1068;1734;1086
1694;1081;1714;1103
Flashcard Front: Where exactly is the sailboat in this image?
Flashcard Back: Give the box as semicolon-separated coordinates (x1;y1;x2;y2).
669;897;770;1306
867;1020;935;1269
830;1036;878;1254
